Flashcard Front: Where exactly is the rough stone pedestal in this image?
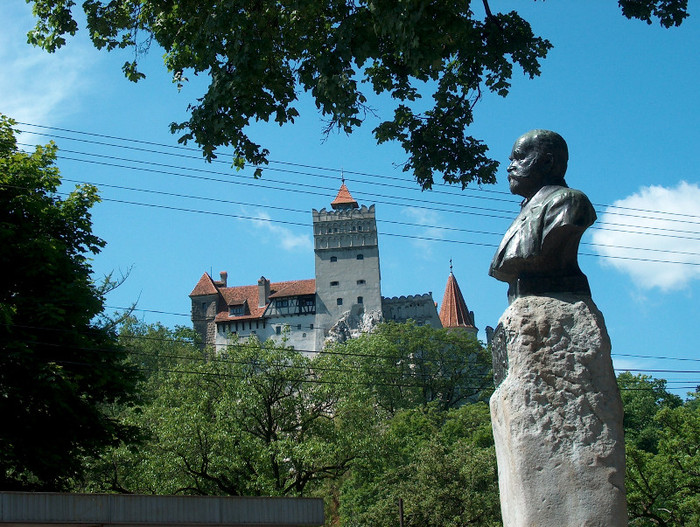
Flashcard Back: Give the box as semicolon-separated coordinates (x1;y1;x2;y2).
490;294;627;527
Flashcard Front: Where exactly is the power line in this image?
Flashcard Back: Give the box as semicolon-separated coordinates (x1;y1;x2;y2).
41;144;700;237
16;133;700;240
15;122;700;224
114;307;700;365
11;330;699;390
54;177;699;259
10;319;700;383
6;170;700;265
17;135;522;218
11;317;700;375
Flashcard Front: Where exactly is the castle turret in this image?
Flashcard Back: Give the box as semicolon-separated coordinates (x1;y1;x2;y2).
190;272;222;348
439;262;477;336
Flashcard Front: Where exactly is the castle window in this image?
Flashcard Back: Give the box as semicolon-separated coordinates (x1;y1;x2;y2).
330;256;337;262
358;225;363;231
337;298;343;306
297;324;302;330
276;326;282;335
356;254;364;260
229;305;244;316
330;281;339;287
275;299;289;308
357;279;366;285
357;296;363;304
201;302;207;311
310;324;314;329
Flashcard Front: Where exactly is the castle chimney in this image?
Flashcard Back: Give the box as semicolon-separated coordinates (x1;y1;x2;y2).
258;276;270;307
219;271;228;287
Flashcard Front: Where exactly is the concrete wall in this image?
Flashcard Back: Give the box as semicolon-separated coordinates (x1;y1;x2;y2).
0;492;324;527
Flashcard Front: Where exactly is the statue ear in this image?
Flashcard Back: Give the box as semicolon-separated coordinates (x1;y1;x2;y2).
541;152;554;175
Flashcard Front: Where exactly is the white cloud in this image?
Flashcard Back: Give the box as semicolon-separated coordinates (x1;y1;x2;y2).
248;211;312;252
400;207;445;256
592;181;700;291
0;3;94;129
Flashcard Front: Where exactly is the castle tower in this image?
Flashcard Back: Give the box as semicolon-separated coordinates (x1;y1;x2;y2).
313;181;382;348
189;272;225;348
439;262;478;336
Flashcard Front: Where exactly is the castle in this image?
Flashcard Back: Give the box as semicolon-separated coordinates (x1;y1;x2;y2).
190;182;477;351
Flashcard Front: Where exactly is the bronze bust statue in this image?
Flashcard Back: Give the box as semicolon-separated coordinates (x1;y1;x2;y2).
489;130;596;303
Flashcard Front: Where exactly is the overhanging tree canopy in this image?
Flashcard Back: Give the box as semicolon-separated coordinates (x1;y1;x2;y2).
27;1;688;188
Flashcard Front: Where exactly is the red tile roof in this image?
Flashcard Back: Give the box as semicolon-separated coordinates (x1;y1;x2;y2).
331;183;359;209
189;273;219;296
204;278;316;323
269;279;316;298
439;272;475;329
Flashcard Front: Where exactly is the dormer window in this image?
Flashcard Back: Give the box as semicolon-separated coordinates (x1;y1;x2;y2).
229;305;244;316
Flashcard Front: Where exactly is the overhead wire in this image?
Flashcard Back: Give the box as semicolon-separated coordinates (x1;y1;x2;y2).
48;176;700;258
8;328;698;390
11;144;700;260
31;143;700;235
15;122;700;224
9;320;700;385
24;184;700;265
8;123;700;392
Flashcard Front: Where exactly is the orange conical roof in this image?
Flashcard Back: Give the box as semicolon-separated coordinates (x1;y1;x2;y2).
439;269;475;330
331;181;359;210
189;272;218;296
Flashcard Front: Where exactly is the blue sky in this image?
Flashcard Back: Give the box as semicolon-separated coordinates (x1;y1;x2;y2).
2;1;699;396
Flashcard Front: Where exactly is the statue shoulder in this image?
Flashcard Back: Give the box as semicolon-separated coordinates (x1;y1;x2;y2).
539;185;596;226
539;185;594;208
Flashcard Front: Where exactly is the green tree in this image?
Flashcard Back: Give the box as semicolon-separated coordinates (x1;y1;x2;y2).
0;115;139;490
319;321;492;416
313;323;495;524
80;325;360;496
26;1;688;189
617;372;682;453
74;318;199;493
618;374;699;526
339;403;500;527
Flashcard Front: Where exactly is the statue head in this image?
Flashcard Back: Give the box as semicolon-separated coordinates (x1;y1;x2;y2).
507;130;568;199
